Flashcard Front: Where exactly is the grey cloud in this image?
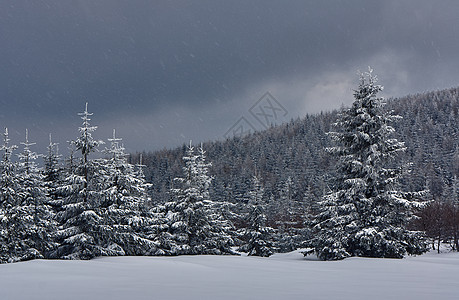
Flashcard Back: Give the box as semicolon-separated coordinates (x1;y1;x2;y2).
0;0;458;152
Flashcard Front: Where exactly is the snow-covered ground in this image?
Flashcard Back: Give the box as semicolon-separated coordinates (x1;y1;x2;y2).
0;250;457;300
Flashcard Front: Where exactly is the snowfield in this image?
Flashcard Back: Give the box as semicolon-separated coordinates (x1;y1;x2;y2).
0;250;457;300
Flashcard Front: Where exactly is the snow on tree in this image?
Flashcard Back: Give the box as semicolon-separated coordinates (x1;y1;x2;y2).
98;129;157;256
43;134;62;184
0;128;20;210
65;143;77;176
134;154;149;190
271;177;303;252
51;103;122;260
0;129;56;263
273;177;295;230
239;173;274;257
195;144;235;250
43;134;63;205
311;68;427;260
16;129;57;257
155;142;234;255
0;128;23;262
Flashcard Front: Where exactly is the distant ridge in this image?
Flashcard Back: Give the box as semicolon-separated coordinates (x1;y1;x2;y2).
134;86;458;217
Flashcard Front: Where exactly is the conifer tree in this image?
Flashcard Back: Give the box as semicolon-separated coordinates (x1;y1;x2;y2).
311;68;427;260
98;129;157;255
156;142;234;255
0;129;56;263
51;103;121;259
0;128;22;262
239;174;274;257
0;128;20;210
195;144;235;251
271;177;301;252
43;134;62;205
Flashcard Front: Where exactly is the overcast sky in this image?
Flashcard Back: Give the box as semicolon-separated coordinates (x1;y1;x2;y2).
1;0;459;153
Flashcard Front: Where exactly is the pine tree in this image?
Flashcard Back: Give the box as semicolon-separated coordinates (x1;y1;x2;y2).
156;142;234;255
43;134;62;205
98;129;157;255
0;128;20;209
195;144;235;252
0;128;23;262
272;177;301;252
311;68;427;260
239;174;274;257
51;103;121;259
0;129;56;263
279;177;297;228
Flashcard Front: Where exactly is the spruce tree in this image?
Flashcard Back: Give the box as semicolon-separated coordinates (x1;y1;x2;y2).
195;144;234;252
239;174;274;257
51;103;121;259
0;128;20;209
312;68;427;260
98;130;157;255
43;134;62;206
0;129;56;263
156;142;234;255
0;128;23;262
272;177;300;252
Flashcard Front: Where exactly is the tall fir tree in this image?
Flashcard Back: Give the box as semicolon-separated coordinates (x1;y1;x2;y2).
311;68;427;260
51;103;121;259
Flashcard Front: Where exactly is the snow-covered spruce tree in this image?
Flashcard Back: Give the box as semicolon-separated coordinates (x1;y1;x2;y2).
271;177;300;252
273;177;295;230
51;103;123;260
311;69;427;260
0;128;20;210
0;128;23;262
155;142;234;255
43;134;63;205
0;129;56;263
98;130;157;255
239;174;274;257
195;144;235;249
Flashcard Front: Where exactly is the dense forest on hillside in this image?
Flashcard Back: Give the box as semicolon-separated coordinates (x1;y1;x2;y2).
134;87;459;225
1;82;457;263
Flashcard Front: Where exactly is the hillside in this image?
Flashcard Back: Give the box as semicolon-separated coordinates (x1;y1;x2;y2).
135;87;458;222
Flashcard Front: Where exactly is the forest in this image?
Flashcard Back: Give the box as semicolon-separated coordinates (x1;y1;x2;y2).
0;71;458;263
137;76;459;254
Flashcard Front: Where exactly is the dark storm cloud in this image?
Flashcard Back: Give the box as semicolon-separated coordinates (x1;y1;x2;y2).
1;0;459;151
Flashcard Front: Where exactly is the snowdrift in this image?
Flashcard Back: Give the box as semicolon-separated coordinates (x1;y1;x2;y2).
0;250;457;300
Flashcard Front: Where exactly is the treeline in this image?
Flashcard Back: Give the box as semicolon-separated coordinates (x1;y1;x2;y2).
0;103;290;263
1;74;458;263
138;88;458;208
136;86;458;251
0;104;155;263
